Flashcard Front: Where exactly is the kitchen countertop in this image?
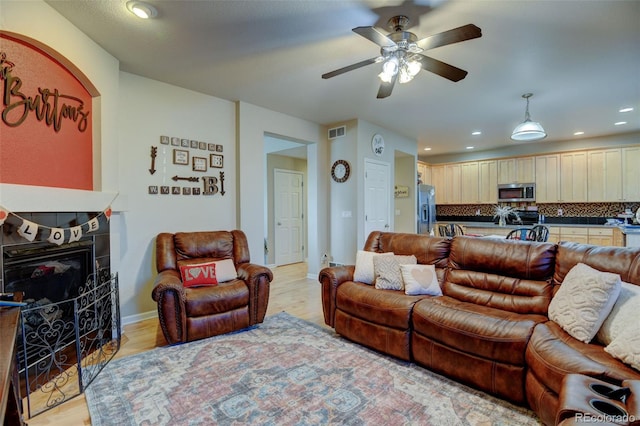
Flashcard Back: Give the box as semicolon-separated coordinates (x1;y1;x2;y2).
439;221;639;233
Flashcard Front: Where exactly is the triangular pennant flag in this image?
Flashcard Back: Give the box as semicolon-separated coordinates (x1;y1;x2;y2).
69;225;83;243
87;217;100;233
18;219;38;242
105;207;112;222
47;228;65;246
0;207;8;226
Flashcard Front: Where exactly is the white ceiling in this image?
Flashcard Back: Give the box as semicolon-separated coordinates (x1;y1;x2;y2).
44;0;640;158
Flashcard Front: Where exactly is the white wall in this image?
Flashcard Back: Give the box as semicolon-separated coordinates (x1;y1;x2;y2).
117;72;236;319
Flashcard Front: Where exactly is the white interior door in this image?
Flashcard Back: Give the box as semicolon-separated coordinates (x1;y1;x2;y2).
364;160;391;239
274;169;304;266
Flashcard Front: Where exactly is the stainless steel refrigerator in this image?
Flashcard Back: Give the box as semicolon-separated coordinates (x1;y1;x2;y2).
417;184;436;235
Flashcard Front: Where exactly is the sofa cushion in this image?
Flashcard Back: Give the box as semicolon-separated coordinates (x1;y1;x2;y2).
596;282;640;345
605;325;640;370
353;250;394;285
336;281;426;330
401;264;442;296
525;322;640;395
373;254;416;290
413;296;546;365
548;263;621;343
185;279;249;317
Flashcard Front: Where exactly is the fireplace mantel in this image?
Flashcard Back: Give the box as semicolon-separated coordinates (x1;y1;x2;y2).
0;183;122;213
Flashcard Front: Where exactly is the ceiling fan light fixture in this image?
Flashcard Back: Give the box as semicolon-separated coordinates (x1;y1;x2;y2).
511;93;547;141
382;56;399;76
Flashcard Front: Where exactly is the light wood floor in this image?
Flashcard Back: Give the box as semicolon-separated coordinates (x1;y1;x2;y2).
25;262;323;426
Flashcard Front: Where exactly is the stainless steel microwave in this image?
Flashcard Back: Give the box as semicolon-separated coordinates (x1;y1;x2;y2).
497;183;535;202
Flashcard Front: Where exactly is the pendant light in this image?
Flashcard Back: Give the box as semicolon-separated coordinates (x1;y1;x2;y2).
511;93;547;141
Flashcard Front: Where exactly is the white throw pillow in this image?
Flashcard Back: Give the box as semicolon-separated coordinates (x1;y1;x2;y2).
548;263;622;343
374;255;417;290
353;250;394;285
213;258;238;283
401;264;442;296
596;282;640;345
605;325;640;370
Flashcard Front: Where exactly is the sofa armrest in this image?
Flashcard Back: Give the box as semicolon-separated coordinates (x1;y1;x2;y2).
236;263;273;324
151;269;187;344
319;265;355;328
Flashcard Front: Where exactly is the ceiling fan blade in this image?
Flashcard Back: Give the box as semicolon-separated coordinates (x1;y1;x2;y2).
416;54;468;82
417;24;482;51
377;74;397;99
322;57;380;79
353;26;397;48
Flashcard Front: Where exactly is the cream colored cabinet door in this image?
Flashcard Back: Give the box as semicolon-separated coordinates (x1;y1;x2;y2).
431;165;445;204
559;227;589;244
588;149;623;202
498;157;534;183
560;152;588;202
588;228;614;246
516;157;535;183
478;160;498;204
444;164;462;204
417;161;431;185
623;146;640;201
535;155;560;203
461;162;480;203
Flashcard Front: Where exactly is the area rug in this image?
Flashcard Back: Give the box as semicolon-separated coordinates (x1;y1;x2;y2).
85;312;541;425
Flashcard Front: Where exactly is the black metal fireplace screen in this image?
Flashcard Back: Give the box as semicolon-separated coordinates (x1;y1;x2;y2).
17;269;120;418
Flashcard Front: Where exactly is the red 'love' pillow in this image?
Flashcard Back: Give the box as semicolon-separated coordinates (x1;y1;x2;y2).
179;261;218;287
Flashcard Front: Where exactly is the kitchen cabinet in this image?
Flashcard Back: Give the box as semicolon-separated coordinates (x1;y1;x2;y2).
559;227;589;244
497;157;535;184
417;161;431;185
560;152;588;202
613;227;625;247
444;164;462;204
588;149;623;202
535;154;561;203
431;165;445;204
461;162;480;203
588;227;614;246
478;160;498;204
623;147;640;201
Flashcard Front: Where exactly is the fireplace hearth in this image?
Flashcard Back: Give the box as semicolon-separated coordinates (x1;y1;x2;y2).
0;210;120;417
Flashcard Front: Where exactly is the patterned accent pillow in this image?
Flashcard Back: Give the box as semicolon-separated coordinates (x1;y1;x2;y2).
180;261;218;287
605;325;640;370
374;255;417;290
353;250;394;285
401;264;442;296
596;282;640;345
548;263;622;343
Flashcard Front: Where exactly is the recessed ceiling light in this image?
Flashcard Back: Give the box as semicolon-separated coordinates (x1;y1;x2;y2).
126;1;158;19
423;147;432;151
573;131;584;136
619;107;634;113
471;131;482;136
614;121;627;126
466;146;474;150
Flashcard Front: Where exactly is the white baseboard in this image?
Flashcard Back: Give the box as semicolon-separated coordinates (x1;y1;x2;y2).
306;273;317;280
122;310;157;327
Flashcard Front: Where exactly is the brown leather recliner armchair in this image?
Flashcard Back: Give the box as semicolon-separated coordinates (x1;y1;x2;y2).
152;230;272;345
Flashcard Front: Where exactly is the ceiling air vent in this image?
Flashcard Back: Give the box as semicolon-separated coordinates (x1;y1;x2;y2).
328;125;346;140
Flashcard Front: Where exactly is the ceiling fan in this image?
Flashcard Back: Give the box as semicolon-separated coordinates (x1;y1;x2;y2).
322;16;482;99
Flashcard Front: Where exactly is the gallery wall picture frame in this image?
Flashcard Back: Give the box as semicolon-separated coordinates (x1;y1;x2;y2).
198;142;207;150
210;154;224;168
190;140;199;149
216;145;223;152
173;149;189;165
160;136;170;145
208;143;216;151
171;137;180;146
181;139;190;147
192;156;208;172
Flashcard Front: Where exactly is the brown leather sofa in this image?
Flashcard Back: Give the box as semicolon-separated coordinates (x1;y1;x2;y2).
319;232;640;425
152;230;272;345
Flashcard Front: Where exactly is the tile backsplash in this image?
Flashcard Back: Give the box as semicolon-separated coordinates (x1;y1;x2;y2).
437;202;639;219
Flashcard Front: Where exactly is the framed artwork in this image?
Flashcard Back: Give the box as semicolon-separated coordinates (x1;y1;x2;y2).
216;145;223;152
181;138;190;147
198;141;207;150
173;149;189;165
160;136;170;145
210;154;224;168
192;156;207;172
171;137;180;146
208;143;216;151
190;140;199;148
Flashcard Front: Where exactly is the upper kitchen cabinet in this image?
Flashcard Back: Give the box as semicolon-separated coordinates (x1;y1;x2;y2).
417;161;431;185
478;160;498;204
461;162;480;204
431;165;445;204
497;157;535;184
444;164;462;204
623;146;640;201
588;149;623;202
560;152;588;202
535;154;561;203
